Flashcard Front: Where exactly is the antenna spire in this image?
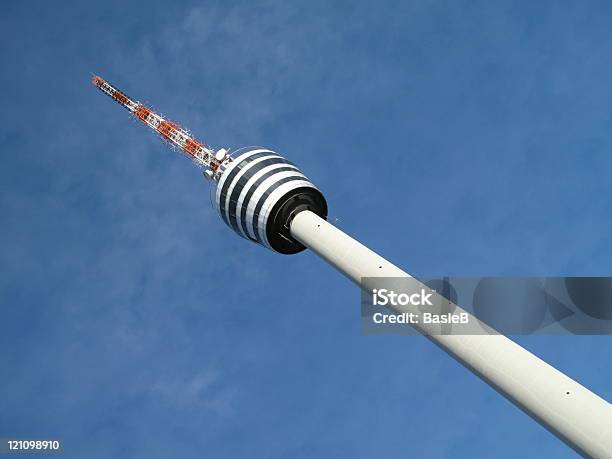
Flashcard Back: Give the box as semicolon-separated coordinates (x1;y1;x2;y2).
91;75;230;179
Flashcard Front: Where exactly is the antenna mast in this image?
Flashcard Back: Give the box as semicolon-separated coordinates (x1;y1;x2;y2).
91;75;230;179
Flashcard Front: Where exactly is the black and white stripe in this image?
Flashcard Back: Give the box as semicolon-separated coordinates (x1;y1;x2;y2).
215;148;322;252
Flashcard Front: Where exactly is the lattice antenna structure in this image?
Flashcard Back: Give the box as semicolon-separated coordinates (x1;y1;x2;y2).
92;75;230;179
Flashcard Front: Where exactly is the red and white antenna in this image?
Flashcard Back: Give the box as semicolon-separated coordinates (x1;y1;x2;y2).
92;75;230;179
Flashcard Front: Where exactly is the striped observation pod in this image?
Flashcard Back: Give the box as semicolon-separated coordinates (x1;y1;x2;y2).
214;148;327;254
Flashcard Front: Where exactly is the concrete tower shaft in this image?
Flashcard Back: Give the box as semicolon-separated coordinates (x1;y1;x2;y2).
290;210;612;459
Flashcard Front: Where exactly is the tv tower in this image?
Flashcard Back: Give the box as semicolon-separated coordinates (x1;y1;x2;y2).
92;76;612;458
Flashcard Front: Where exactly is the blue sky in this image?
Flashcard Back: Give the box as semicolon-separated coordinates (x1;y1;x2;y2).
1;1;612;457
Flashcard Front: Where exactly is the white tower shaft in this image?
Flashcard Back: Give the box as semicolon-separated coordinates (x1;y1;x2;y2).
290;210;612;458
